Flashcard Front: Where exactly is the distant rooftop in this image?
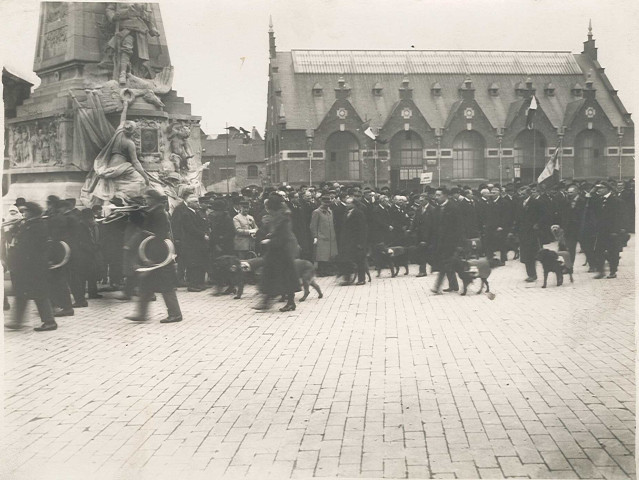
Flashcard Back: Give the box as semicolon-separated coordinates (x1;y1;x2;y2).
291;50;583;75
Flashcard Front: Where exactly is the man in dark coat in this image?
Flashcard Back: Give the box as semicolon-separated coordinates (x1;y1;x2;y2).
615;180;635;233
592;181;624;279
208;199;235;259
410;193;435;277
5;202;58;331
370;195;393;246
170;191;191;287
330;192;347;247
181;195;210;291
77;208;103;300
127;190;183;324
430;187;463;294
339;197;368;286
46;200;75;316
56;200;89;308
515;185;544;282
254;195;301;311
483;187;508;265
290;193;313;261
563;184;587;269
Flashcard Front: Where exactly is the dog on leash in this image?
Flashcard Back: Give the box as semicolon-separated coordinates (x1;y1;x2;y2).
536;248;573;288
449;247;492;295
212;255;323;301
373;243;412;277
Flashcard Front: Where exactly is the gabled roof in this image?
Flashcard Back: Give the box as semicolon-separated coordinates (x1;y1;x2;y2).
271;49;632;132
235;141;266;164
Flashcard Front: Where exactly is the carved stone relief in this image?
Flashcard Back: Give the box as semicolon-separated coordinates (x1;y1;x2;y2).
8;118;62;168
43;26;68;60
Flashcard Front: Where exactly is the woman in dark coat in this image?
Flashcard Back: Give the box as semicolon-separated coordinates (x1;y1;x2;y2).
5;202;58;331
254;195;301;312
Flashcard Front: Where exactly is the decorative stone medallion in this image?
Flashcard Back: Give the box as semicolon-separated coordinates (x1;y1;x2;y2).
464;107;475;120
336;108;348;120
585;107;596;119
401;107;412;120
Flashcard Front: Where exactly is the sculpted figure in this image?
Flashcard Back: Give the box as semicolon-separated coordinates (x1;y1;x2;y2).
168;122;194;172
82;94;152;204
101;3;160;85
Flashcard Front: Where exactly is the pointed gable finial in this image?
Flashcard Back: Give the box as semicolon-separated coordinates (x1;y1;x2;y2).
588;18;592;38
269;15;274;33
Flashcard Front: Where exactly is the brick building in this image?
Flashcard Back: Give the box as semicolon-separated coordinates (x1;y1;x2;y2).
264;21;634;191
201;128;265;193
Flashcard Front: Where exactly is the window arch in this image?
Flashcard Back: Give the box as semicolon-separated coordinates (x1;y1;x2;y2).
390;130;423;167
575;130;606;178
514;129;547;182
452;130;485;179
247;165;258;178
325;131;360;181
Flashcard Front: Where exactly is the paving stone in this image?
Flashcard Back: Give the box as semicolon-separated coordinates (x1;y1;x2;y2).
2;242;635;479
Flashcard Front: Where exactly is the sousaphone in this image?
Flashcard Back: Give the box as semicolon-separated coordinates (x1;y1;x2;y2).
136;234;175;273
48;240;71;270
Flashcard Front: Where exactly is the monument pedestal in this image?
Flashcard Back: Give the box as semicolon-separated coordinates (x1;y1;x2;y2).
4;2;202;207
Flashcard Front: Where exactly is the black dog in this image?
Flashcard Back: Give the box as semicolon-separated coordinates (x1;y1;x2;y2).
374;243;411;277
536;248;573;288
449;247;491;295
212;255;323;301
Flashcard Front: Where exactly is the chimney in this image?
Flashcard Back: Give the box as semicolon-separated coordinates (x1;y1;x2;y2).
459;74;475;101
399;74;412;100
582;19;597;61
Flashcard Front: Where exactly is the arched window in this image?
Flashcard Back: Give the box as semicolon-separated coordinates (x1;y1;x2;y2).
575;130;606;178
325;131;360;181
390;130;423;167
514;129;547;182
452;130;485;179
247;165;258;178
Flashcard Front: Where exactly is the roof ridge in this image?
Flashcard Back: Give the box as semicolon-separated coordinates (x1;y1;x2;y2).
288;49;575;54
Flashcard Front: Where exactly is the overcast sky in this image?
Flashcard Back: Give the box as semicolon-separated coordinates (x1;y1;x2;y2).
2;0;638;136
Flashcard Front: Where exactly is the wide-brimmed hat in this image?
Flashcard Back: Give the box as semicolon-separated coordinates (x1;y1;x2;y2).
212;199;227;211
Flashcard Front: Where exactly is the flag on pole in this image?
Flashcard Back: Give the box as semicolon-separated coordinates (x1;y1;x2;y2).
364;126;377;140
537;145;560;186
526;96;537;129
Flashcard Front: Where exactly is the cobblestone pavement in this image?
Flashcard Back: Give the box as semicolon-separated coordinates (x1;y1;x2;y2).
3;240;635;480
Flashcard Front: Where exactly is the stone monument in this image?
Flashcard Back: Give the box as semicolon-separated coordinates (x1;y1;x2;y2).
4;2;204;206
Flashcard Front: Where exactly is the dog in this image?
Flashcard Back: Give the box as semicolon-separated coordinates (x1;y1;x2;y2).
449;247;491;295
374;243;412;277
505;232;520;260
536;248;573;288
550;225;567;251
212;255;323;301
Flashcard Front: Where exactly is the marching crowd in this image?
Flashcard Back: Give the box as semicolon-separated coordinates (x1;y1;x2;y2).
2;177;634;332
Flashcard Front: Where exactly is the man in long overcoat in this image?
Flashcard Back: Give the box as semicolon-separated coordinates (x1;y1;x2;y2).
339;198;368;286
127;190;183;323
310;196;338;276
5;202;58;331
181;195;210;291
592;181;624;279
515;185;544;282
430;187;463;294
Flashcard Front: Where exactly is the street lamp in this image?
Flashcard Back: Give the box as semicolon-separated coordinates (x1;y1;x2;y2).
306;128;314;187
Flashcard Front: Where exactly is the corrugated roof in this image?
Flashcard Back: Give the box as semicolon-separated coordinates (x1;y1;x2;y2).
272;51;630;131
291;50;583;75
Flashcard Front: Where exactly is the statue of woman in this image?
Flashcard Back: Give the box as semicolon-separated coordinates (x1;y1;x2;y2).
81;95;151;205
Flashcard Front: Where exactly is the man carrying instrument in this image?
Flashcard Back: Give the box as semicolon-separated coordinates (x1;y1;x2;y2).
5;202;58;332
126;189;183;324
